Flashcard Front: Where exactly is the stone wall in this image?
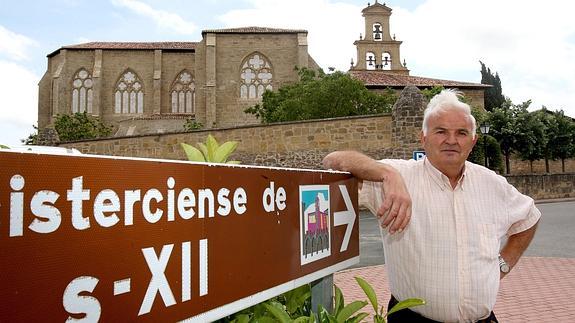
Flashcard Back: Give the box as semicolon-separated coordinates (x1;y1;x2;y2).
505;173;575;200
509;158;575;174
63;114;393;169
390;86;425;159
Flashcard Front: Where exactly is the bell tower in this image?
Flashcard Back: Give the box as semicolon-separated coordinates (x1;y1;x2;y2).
350;1;409;74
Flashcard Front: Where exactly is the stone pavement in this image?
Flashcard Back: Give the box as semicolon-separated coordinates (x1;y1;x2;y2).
334;257;575;322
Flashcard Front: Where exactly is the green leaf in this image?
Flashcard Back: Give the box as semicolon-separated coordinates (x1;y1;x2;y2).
317;304;337;323
213;140;238;163
354;276;378;313
180;143;206;162
205;134;219;161
232;314;250;323
334;285;344;316
226;160;242;164
335;300;367;322
263;301;291;323
386;298;426;317
294;317;310;323
346;312;369;323
197;142;209;161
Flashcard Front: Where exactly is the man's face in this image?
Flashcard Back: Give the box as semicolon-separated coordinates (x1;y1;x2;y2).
421;109;477;171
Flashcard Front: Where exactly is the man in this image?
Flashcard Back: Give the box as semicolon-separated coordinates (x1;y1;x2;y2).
323;90;540;322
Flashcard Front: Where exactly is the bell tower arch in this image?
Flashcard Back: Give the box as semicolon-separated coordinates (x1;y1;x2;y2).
351;1;409;74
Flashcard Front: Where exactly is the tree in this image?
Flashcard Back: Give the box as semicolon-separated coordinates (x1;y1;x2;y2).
479;61;505;111
244;67;397;123
468;107;504;172
547;110;575;172
514;105;547;173
54;112;112;142
421;85;444;101
488;99;518;174
22;124;39;145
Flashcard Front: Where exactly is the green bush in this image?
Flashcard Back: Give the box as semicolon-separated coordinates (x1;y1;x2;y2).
54;112;112;142
184;118;204;131
217;276;424;323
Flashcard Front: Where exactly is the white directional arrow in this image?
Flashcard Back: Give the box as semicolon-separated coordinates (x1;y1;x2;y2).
334;184;357;252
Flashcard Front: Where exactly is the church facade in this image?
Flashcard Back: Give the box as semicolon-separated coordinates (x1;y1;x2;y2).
38;1;486;138
38;27;319;136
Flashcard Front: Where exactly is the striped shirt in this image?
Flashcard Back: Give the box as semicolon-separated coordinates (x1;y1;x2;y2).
360;158;541;322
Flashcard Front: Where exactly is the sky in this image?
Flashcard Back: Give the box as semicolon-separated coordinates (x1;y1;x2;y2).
1;0;574;146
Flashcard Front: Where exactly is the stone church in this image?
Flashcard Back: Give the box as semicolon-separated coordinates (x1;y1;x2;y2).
38;1;487;138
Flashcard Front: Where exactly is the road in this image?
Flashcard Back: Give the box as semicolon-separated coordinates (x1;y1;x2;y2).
351;200;575;268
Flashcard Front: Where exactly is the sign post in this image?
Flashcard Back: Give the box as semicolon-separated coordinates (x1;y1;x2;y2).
0;151;359;322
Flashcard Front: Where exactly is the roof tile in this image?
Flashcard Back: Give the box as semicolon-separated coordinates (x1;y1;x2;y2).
202;26;307;34
349;71;490;88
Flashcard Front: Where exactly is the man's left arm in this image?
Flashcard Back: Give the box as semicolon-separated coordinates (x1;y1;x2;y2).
499;220;539;278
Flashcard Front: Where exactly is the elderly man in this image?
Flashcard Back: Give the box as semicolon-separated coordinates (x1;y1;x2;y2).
323;90;540;322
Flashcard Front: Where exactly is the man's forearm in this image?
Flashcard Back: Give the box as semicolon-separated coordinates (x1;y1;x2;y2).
322;151;396;182
500;221;539;272
323;151;412;233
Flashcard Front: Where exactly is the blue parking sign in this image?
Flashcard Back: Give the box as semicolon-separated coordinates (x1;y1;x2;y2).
412;150;425;161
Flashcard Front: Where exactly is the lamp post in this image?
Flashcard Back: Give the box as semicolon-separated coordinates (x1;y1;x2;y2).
480;123;491;168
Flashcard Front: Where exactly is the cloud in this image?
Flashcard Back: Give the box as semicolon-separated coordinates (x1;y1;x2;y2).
0;61;39;125
394;0;575;115
111;0;197;35
0;25;38;61
219;0;363;72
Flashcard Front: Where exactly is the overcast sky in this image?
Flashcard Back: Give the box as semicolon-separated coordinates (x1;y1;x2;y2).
1;0;574;146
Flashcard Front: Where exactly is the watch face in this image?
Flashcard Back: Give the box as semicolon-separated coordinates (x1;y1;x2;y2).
499;256;510;273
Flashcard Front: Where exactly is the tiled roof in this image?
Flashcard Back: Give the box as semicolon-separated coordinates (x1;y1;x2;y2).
48;41;196;57
349;71;490;89
202;26;307;34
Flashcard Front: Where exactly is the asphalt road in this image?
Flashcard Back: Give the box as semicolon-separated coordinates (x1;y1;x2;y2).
351;200;575;269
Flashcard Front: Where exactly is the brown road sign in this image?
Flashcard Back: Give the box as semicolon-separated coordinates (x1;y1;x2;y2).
0;151;359;322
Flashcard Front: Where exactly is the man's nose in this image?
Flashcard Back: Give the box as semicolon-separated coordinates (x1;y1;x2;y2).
445;132;457;144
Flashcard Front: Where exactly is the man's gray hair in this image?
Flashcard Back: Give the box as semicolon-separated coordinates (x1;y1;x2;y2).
422;89;477;137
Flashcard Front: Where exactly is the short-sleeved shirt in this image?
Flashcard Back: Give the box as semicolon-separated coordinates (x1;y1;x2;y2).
360;157;541;322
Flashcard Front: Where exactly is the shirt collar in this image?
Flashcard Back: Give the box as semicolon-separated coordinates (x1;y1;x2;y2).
423;157;467;191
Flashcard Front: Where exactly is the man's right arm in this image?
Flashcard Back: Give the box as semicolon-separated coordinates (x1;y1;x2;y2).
322;151;412;234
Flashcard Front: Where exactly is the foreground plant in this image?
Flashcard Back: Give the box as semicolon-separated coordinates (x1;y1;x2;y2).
355;276;425;323
181;134;240;164
223;276;425;323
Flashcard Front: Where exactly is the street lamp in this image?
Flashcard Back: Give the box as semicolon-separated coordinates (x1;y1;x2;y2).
480;123;491;167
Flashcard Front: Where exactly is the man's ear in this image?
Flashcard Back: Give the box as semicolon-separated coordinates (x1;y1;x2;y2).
472;134;478;147
420;131;426;146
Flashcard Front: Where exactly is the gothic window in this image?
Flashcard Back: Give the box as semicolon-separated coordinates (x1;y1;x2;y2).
373;23;383;41
71;68;93;114
381;52;392;70
170;70;195;114
114;70;144;114
240;52;273;99
366;52;376;70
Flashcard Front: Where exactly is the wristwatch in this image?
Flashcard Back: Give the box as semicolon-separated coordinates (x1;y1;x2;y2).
498;255;510;273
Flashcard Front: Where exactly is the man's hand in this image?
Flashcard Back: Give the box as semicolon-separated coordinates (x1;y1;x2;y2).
323;151;412;233
378;167;411;234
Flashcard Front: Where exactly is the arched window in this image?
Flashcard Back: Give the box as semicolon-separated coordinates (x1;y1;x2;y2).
373;23;383;41
71;68;93;114
114;70;144;114
170;70;195;114
366;52;376;70
381;52;392;70
240;52;273;99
